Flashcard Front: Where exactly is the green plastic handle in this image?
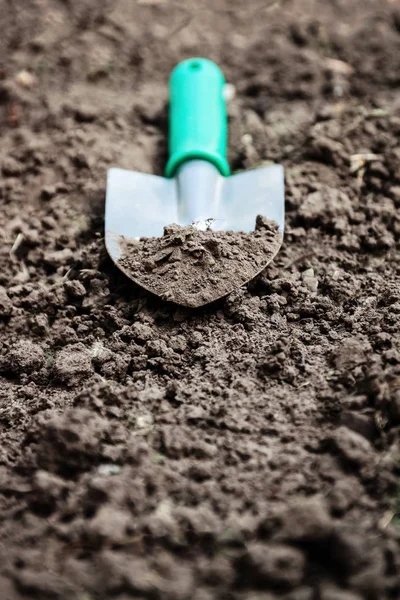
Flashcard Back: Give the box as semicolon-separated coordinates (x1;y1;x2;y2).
165;58;230;178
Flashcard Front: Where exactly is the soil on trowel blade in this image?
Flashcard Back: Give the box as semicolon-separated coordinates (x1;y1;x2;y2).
117;217;282;307
1;0;400;599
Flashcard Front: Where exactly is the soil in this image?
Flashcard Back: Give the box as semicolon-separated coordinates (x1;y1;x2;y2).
117;217;282;307
1;0;400;599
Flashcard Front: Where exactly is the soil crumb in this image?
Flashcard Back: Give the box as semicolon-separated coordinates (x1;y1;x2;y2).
117;216;282;307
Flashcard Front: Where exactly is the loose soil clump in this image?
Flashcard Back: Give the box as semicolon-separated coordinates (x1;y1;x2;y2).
1;0;400;599
117;217;282;306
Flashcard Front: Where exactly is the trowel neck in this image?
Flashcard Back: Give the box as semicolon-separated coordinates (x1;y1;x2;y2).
176;160;222;229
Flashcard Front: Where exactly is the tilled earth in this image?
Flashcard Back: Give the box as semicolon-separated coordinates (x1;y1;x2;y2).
1;0;400;598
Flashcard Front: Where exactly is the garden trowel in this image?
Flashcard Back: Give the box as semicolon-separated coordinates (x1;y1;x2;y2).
105;58;284;306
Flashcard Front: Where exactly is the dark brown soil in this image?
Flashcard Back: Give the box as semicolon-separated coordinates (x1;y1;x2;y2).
1;1;400;599
117;217;282;307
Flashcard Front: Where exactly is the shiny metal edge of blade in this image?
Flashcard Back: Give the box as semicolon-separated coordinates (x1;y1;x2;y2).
105;168;177;241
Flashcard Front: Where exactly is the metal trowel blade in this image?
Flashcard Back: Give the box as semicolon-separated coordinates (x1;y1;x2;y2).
105;161;284;306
